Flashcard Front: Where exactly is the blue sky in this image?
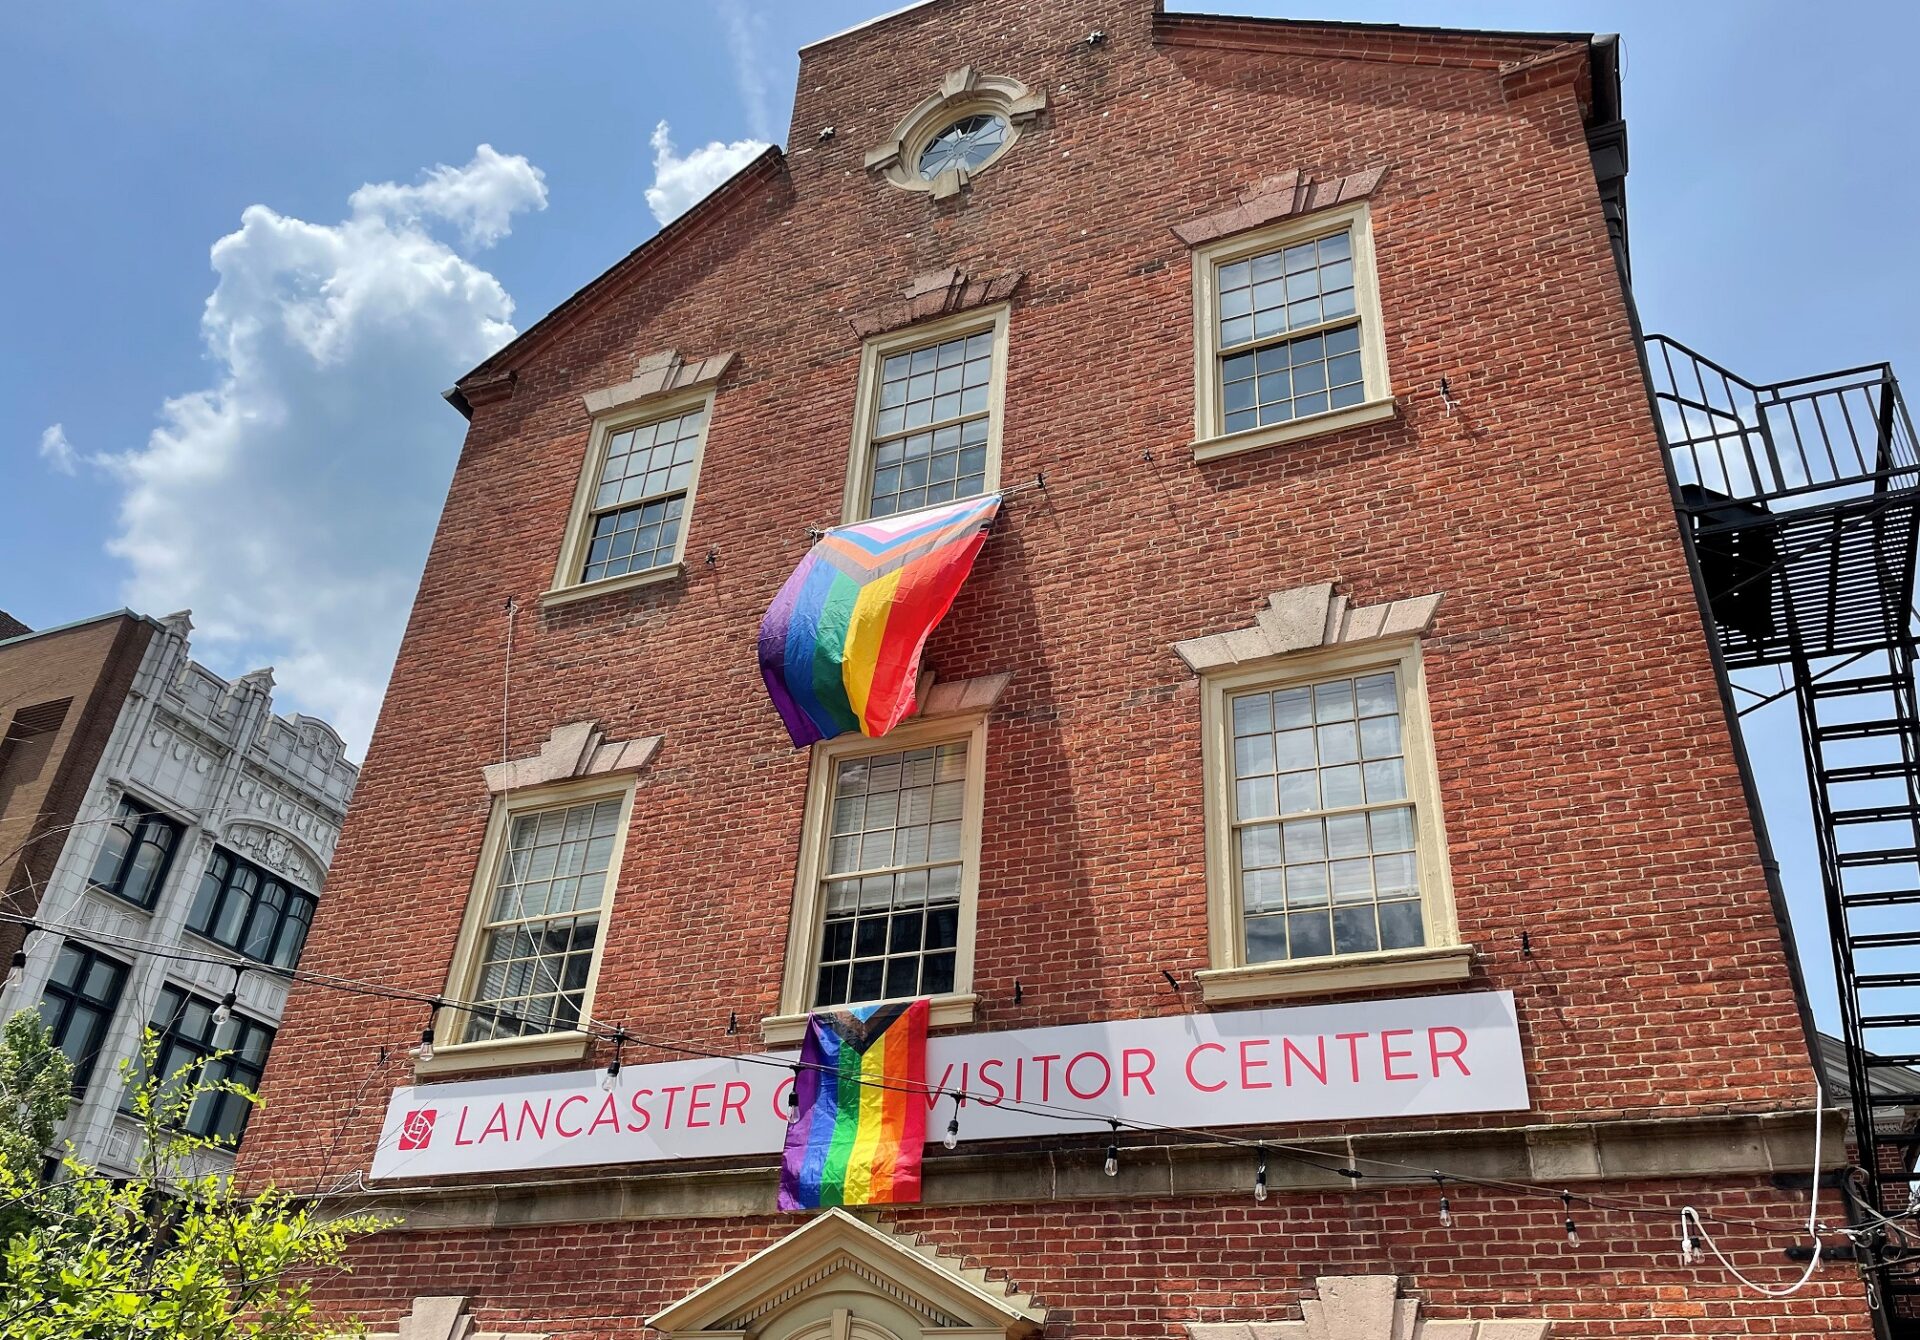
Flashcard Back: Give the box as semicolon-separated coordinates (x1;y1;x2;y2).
3;0;1915;1030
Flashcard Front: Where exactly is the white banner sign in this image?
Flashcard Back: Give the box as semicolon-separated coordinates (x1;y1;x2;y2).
371;990;1526;1180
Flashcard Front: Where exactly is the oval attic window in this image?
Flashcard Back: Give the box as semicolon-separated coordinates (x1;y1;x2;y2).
916;114;1010;180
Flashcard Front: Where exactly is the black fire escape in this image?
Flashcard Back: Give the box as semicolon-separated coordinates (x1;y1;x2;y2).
1647;334;1920;1322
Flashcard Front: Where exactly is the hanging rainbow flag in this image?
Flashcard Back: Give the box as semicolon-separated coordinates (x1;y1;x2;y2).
759;494;1001;748
778;999;931;1210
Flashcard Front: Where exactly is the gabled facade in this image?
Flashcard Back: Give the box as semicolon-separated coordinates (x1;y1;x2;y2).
238;1;1871;1335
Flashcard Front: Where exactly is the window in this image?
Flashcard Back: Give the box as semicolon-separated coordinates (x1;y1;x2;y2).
580;406;703;583
550;389;714;600
917;114;1009;179
770;714;987;1042
813;740;968;1006
37;941;129;1095
845;306;1008;522
144;985;273;1144
866;69;1044;200
440;781;633;1051
1198;641;1465;1002
186;848;317;969
87;796;183;910
1190;200;1393;461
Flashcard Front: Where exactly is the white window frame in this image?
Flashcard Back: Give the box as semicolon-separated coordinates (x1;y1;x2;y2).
1195;639;1469;1004
420;775;635;1076
764;712;988;1045
545;386;715;606
842;304;1010;524
1190;199;1395;463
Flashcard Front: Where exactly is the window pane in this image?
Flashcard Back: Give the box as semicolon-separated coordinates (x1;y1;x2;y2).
869;330;995;517
465;797;621;1042
1230;668;1422;963
815;741;969;1006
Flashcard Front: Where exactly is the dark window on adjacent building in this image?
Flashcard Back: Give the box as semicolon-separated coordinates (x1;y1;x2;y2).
186;849;315;969
87;796;184;910
144;984;273;1144
38;941;130;1095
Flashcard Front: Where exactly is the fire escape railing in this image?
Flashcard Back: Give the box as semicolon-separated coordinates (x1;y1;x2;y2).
1646;333;1920;1329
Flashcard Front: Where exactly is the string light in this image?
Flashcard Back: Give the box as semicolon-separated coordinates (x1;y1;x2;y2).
601;1026;628;1093
413;1000;440;1068
213;966;244;1033
1253;1149;1269;1203
786;1066;802;1125
943;1093;963;1150
1434;1173;1453;1229
0;899;1847;1285
4;947;25;990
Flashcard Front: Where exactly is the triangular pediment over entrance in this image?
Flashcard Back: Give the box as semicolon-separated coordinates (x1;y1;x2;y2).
646;1208;1044;1340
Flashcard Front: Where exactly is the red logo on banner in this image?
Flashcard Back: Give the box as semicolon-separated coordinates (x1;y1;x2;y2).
398;1109;437;1150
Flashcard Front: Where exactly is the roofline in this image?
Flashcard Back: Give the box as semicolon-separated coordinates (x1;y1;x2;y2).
0;608;162;653
800;0;941;52
447;145;789;419
1160;10;1592;49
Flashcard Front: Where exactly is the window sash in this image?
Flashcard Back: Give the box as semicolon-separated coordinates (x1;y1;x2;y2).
39;944;129;1095
810;740;971;1008
458;795;621;1044
1223;668;1428;965
88;798;182;909
142;985;274;1143
187;848;317;969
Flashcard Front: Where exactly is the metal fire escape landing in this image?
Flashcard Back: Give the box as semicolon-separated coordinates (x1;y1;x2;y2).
1647;333;1920;1313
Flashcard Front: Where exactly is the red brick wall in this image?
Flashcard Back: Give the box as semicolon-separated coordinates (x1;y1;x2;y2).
238;0;1853;1331
317;1181;1864;1338
0;614;150;960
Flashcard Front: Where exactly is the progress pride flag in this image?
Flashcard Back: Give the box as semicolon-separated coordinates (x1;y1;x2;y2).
370;990;1526;1180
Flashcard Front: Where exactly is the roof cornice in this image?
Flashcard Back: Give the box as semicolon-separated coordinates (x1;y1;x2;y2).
1154;11;1589;72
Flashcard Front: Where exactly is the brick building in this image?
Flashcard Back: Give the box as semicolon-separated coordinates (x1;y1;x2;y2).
237;2;1881;1335
0;610;357;1176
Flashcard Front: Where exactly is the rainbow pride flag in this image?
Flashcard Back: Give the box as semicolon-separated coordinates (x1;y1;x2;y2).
778;999;930;1210
759;494;1001;747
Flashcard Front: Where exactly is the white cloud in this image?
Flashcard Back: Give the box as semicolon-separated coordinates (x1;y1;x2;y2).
645;121;768;226
93;145;548;755
38;424;77;475
716;0;777;142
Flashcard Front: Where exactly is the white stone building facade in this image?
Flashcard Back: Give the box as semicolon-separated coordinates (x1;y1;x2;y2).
0;611;357;1176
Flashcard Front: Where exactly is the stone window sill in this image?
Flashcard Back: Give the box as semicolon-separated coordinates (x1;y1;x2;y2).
1191;396;1398;463
760;993;978;1047
539;563;684;610
410;1030;593;1079
1196;943;1473;1006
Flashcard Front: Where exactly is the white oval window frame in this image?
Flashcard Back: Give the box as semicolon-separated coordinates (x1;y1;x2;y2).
864;65;1046;200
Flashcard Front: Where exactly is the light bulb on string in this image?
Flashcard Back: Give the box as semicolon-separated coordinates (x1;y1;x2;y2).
4;948;26;990
413;1000;441;1067
601;1026;627;1093
943;1093;962;1150
1253;1149;1269;1203
1103;1119;1121;1178
1434;1174;1452;1229
786;1066;803;1125
1562;1191;1579;1247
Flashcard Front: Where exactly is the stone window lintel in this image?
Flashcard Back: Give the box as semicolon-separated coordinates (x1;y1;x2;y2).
480;720;661;794
580;349;735;418
1172;165;1389;249
1173;582;1442;675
